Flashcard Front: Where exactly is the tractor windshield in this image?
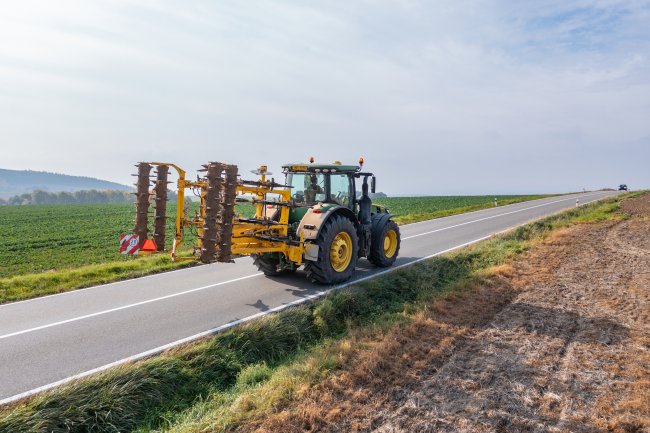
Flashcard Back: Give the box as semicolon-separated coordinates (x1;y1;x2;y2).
287;173;326;205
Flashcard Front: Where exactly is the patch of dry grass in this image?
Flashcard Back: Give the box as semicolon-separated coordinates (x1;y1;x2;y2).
238;195;650;433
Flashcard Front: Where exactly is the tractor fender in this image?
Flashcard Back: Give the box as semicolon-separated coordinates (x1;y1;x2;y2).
298;203;359;241
371;213;396;232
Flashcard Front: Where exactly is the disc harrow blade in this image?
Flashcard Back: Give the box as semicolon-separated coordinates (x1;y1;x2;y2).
199;162;225;263
133;163;152;246
152;164;169;252
216;164;238;262
199;162;238;264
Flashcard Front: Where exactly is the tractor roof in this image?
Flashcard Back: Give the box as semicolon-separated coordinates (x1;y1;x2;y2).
282;162;360;173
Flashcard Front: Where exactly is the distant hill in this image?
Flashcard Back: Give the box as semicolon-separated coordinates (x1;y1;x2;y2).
0;168;132;199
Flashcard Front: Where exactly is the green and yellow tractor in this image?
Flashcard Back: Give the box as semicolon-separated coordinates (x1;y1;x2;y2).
132;158;400;284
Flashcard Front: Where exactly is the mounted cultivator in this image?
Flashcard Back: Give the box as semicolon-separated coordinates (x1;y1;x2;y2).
131;159;400;284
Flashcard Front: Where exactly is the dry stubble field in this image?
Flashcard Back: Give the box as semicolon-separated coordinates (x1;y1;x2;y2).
243;194;650;433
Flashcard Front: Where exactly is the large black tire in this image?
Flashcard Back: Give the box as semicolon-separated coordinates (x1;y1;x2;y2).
305;215;359;284
252;253;295;276
368;219;400;267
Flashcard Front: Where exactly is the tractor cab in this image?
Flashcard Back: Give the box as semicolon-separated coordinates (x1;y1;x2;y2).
282;160;377;214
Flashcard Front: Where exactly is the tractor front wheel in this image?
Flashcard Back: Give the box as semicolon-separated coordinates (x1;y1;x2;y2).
368;219;400;267
305;215;359;284
252;253;296;277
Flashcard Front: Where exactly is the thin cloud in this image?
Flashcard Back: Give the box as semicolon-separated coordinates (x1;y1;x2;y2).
0;0;648;194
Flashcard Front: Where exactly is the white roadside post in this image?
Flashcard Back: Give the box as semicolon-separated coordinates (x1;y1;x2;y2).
576;199;580;207
494;197;498;207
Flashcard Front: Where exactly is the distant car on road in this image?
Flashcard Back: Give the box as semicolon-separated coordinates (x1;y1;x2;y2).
619;184;628;191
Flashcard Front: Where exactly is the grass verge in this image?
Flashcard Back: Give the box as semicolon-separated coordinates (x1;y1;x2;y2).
0;254;198;304
0;192;634;433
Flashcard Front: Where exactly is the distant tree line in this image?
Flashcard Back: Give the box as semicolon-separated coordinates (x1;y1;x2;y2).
355;191;388;199
0;190;135;205
1;188;376;206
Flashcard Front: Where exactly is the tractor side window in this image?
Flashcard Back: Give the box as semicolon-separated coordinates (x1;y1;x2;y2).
329;174;351;208
288;173;326;205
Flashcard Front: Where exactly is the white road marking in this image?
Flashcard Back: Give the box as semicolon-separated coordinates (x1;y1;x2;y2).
401;192;604;240
397;192;588;227
0;192;608;342
0;235;491;406
0;255;253;309
0;273;263;341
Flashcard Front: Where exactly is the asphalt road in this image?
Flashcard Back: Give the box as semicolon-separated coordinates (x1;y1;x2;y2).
0;191;619;403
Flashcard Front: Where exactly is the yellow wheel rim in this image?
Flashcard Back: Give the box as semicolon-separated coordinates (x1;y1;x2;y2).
383;229;398;258
330;232;353;272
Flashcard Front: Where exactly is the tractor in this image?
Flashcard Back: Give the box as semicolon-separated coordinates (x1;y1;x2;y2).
131;158;400;284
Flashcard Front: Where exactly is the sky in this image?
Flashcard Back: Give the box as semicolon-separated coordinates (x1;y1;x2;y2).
1;0;649;195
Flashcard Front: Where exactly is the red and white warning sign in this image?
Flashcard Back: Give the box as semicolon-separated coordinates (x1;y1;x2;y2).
119;234;140;255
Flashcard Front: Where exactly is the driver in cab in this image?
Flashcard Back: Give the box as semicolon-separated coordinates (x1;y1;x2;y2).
304;174;324;204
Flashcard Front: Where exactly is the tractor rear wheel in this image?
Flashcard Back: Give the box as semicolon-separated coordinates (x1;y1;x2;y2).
368;219;400;267
252;253;295;276
305;215;359;284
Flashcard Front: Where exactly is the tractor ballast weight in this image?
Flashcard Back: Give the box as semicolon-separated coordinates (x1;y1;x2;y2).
130;159;400;284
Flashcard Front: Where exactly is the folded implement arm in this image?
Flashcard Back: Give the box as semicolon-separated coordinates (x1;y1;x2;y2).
132;162;305;266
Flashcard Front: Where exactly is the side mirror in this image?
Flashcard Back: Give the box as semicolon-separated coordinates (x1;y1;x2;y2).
371;176;376;194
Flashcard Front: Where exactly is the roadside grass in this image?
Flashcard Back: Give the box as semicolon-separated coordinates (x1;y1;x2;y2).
0;194;554;304
0;254;198;304
0;192;632;433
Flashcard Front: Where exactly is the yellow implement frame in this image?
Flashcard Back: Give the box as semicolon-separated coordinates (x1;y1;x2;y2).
142;162;305;266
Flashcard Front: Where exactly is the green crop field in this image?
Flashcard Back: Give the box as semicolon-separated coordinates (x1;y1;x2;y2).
1;203;135;278
0;202;253;279
0;195;551;280
373;194;553;224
